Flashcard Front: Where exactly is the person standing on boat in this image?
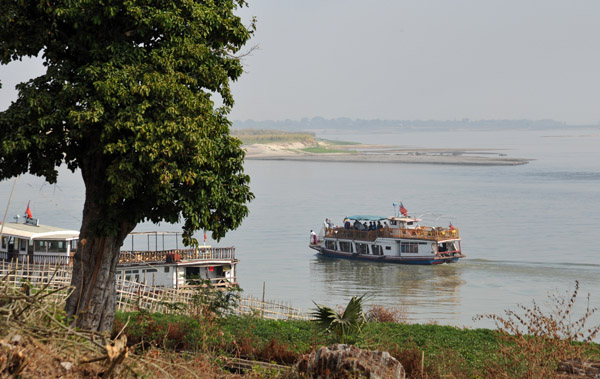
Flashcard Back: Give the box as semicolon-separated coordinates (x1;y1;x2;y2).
310;230;317;244
344;217;351;229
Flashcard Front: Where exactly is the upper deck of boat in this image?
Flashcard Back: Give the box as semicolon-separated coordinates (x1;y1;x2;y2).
119;246;236;266
324;225;459;242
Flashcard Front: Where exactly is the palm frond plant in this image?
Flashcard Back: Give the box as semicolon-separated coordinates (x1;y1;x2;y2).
311;295;367;343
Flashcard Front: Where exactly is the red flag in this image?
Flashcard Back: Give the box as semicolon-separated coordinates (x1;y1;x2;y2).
25;203;32;218
399;202;408;217
449;222;455;231
204;232;207;243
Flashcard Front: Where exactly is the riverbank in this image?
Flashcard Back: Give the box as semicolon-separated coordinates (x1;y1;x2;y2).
243;141;531;166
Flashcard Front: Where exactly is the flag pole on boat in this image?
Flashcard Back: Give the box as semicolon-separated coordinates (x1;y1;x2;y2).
0;176;19;243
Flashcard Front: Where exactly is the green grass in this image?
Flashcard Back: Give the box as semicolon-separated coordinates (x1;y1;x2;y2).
232;129;316;145
114;310;600;377
299;146;351;154
316;138;360;146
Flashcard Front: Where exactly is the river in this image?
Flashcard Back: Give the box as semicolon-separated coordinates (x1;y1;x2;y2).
2;126;599;330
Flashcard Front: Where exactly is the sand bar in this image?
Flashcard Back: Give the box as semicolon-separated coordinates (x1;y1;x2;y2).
243;142;531;166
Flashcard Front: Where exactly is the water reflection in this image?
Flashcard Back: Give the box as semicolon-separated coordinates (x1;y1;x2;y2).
309;255;466;323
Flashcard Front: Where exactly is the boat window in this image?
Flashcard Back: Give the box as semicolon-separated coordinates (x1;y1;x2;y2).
371;245;383;255
1;237;6;249
47;241;67;253
385;246;391;250
164;266;169;273
401;242;419;253
143;269;158;273
325;240;336;250
339;241;353;253
20;239;27;251
390;220;397;226
356;243;368;255
71;240;78;251
407;222;413;225
34;240;47;252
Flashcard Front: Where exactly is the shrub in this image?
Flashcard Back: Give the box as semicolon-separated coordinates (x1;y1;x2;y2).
366;305;407;323
474;280;600;377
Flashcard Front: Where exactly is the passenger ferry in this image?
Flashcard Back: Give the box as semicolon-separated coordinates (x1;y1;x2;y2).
0;216;238;288
309;209;464;265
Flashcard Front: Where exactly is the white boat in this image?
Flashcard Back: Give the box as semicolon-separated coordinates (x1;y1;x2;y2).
309;209;465;265
0;217;238;288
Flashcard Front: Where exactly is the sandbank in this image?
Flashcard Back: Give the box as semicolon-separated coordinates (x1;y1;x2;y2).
243;142;531;166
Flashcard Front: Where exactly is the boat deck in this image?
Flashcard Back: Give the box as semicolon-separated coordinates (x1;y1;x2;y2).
324;226;459;242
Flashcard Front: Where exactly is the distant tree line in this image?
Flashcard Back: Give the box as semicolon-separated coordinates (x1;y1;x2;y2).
233;117;575;132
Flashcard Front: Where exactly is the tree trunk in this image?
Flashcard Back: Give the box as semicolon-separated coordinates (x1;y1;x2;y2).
65;231;122;332
65;157;135;332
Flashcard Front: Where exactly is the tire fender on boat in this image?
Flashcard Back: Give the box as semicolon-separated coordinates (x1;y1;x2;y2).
431;242;438;254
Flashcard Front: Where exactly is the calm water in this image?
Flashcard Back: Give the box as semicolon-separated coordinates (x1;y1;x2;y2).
2;127;600;330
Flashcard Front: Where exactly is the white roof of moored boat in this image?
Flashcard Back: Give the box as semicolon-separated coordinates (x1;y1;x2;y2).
0;222;79;241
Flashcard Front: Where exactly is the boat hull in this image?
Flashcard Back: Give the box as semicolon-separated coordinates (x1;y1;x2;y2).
310;245;462;265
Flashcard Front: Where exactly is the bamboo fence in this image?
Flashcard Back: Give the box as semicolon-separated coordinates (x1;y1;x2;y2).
0;260;310;321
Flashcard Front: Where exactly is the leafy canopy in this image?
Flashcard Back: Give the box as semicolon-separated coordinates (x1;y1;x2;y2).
0;0;255;243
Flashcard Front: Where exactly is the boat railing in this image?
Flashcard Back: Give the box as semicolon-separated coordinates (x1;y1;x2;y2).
324;226;459;241
0;254;75;265
0;247;236;266
118;247;236;264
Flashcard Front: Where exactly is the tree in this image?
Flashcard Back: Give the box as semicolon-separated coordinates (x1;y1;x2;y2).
0;0;255;332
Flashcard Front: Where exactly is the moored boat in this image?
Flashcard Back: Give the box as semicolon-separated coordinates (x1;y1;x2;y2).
1;216;238;287
309;205;465;265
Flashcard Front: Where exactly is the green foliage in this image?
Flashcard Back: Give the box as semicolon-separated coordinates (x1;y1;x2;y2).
114;309;600;376
114;311;205;351
315;138;359;146
311;295;367;343
187;278;242;318
299;146;351;154
0;0;255;243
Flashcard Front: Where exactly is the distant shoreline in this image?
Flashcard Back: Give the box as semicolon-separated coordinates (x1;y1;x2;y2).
243;142;531;166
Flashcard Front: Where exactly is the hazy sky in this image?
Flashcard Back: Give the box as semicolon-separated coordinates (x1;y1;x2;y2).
2;1;599;124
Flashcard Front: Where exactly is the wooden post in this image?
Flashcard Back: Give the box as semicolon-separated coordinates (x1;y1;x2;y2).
261;281;266;318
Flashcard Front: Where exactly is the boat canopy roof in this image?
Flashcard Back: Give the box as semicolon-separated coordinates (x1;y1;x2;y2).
388;216;423;222
0;222;79;241
346;215;386;221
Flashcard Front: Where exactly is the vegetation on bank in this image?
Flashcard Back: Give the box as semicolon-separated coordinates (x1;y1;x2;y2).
113;308;599;378
110;283;600;378
232;129;360;154
3;276;599;378
232;129;317;145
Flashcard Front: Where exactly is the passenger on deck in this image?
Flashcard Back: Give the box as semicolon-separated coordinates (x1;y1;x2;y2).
377;221;383;230
363;222;369;230
327;218;335;228
344;217;351;229
354;220;361;230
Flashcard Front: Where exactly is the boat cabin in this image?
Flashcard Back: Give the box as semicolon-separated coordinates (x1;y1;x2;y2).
0;218;78;263
387;216;423;230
